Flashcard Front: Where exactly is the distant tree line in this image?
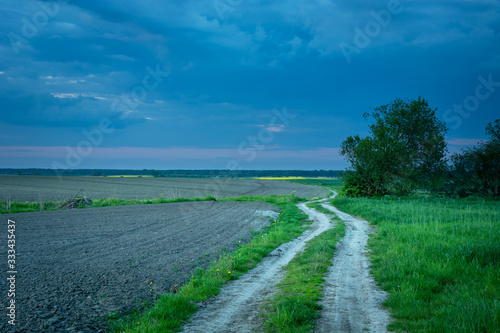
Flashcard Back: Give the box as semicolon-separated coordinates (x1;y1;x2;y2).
1;168;341;178
340;97;499;198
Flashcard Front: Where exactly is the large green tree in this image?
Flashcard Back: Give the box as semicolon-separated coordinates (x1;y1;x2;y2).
444;119;500;197
340;97;448;196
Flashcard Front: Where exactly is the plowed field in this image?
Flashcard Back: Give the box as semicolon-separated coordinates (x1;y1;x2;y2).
0;176;327;202
1;201;279;332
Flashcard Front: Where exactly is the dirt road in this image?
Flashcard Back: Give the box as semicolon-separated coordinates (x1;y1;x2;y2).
181;202;335;332
314;203;391;332
181;196;391;332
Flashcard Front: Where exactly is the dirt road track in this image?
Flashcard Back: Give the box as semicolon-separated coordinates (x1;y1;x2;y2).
314;203;391;332
181;197;391;332
181;201;335;332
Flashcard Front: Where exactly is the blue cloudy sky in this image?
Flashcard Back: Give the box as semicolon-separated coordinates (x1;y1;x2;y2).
1;0;499;170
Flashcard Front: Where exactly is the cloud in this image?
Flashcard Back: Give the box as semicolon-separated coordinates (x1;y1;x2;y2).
51;93;80;99
267;126;286;133
447;138;485;146
0;0;498;169
257;124;286;132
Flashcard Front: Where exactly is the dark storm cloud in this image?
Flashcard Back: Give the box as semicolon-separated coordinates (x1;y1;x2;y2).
0;0;499;168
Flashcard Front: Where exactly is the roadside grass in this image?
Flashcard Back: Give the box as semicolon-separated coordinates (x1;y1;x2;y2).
262;213;345;333
1;193;304;214
0;200;61;213
306;202;334;215
108;194;310;332
0;195;218;214
332;195;500;332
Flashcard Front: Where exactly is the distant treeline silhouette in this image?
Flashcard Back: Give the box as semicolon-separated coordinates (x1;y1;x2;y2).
1;168;341;178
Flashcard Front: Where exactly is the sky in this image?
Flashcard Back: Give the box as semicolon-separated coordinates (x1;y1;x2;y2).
0;0;499;170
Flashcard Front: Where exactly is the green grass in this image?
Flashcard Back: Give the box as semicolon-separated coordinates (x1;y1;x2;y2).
306;202;334;215
332;195;500;332
0;200;61;213
262;214;346;332
287;178;343;194
108;195;309;332
1;193;304;215
0;195;218;214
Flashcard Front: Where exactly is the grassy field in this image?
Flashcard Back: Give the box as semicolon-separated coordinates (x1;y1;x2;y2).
332;195;500;332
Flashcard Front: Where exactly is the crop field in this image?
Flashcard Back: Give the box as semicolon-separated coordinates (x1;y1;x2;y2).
0;175;328;203
0;200;279;332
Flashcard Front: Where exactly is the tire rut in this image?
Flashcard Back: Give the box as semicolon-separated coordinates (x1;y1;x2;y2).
181;194;391;332
180;200;335;332
314;203;391;333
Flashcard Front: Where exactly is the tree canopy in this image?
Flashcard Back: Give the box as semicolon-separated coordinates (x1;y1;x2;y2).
444;119;500;198
340;97;448;196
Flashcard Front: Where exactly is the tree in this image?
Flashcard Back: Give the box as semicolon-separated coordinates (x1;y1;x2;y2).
340;97;448;196
444;119;500;197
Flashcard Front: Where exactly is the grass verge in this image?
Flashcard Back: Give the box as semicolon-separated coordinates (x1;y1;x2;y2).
0;195;218;214
262;213;345;332
0;200;61;213
108;194;309;332
306;202;333;215
1;192;308;215
332;195;500;332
